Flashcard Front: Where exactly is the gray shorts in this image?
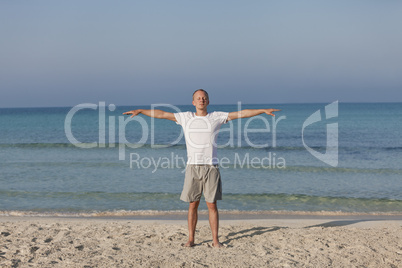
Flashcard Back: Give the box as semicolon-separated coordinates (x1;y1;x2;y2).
180;165;222;203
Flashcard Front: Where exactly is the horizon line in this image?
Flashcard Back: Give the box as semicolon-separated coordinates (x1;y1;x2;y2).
1;100;401;109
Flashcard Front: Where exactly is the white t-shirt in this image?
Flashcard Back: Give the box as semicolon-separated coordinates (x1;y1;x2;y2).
174;111;229;165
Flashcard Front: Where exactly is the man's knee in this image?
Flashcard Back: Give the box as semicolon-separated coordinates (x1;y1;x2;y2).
206;201;218;211
189;200;200;210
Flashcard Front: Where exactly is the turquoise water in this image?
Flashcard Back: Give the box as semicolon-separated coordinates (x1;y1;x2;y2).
0;103;401;215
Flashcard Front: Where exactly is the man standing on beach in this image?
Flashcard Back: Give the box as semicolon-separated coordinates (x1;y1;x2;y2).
123;89;280;248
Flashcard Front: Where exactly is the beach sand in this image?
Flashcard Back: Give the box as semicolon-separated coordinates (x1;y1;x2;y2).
0;215;401;267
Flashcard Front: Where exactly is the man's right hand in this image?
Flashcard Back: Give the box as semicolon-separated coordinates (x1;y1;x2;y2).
123;109;177;121
123;109;142;118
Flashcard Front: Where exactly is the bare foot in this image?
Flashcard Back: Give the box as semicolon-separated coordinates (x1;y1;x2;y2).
212;242;225;248
182;241;195;247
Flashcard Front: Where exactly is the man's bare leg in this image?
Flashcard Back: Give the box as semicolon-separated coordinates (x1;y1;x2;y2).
184;200;200;247
206;201;224;248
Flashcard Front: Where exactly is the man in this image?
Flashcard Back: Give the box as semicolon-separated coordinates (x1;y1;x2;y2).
123;89;280;248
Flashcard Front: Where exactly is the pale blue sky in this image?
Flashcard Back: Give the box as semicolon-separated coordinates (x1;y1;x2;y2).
1;1;401;107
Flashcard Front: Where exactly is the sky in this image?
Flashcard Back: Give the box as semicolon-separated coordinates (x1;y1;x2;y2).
1;0;402;108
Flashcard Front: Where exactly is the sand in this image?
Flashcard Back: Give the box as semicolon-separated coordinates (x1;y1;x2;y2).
0;216;401;267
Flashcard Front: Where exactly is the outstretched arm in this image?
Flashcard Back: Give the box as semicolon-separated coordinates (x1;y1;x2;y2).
123;109;176;121
227;109;280;121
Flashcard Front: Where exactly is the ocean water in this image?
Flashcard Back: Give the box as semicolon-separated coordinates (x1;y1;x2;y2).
0;102;401;216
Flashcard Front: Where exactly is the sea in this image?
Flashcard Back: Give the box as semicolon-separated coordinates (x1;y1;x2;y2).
0;102;401;217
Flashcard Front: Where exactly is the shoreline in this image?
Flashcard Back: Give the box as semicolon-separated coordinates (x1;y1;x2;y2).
1;209;402;221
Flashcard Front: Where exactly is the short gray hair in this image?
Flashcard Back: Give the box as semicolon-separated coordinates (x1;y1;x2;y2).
192;89;209;100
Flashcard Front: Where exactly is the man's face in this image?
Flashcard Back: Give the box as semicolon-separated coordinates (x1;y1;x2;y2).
192;91;209;109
